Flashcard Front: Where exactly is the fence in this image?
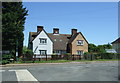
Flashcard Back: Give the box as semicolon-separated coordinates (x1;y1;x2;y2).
22;53;120;62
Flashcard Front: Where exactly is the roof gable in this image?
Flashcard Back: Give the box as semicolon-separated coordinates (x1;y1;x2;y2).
111;37;120;44
68;32;88;44
31;29;53;43
29;29;89;50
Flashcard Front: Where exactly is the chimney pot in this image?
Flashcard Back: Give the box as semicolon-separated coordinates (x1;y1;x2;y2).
37;26;43;32
53;28;59;34
71;29;77;35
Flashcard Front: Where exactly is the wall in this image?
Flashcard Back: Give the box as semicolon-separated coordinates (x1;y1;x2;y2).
32;30;53;55
112;43;120;53
71;33;88;55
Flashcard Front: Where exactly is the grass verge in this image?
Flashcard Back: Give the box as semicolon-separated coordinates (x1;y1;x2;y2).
12;59;119;64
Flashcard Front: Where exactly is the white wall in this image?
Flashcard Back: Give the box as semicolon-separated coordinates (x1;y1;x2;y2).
32;30;53;55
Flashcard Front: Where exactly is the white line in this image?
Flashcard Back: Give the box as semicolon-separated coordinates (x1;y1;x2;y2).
0;70;5;72
8;69;26;72
8;70;16;72
15;69;38;81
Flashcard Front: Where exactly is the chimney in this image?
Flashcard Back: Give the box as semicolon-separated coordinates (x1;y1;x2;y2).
37;26;43;32
71;29;77;35
53;28;59;34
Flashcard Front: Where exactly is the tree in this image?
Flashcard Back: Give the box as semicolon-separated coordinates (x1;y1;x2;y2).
2;2;28;59
88;43;112;53
88;43;97;53
22;46;33;61
97;43;112;53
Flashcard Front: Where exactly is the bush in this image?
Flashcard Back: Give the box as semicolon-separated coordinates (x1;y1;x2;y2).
100;53;117;59
23;47;33;61
51;54;62;60
25;49;33;57
2;54;14;64
63;53;72;60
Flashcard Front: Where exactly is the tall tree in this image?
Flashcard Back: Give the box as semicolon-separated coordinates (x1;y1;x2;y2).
2;2;28;58
89;43;112;53
88;43;97;53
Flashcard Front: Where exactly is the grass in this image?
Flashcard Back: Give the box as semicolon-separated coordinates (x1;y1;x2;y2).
34;60;71;63
11;59;119;64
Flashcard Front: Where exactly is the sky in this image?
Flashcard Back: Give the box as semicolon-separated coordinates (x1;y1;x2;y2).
22;2;118;46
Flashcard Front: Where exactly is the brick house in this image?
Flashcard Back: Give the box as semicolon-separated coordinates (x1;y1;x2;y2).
28;26;88;57
111;37;120;53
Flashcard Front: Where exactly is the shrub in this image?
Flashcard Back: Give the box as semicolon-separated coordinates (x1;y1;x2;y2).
100;53;116;59
63;53;72;60
51;55;59;60
22;47;33;61
2;54;14;64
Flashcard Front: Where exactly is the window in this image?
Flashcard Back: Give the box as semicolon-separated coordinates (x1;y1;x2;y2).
77;50;83;55
60;39;62;42
77;40;84;45
39;50;47;55
54;39;56;41
39;38;47;44
54;50;66;55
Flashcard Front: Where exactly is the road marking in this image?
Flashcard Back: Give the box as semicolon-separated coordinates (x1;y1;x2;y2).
15;69;38;81
0;70;5;72
8;70;16;72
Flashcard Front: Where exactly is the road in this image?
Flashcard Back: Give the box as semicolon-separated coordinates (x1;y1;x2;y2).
0;61;119;82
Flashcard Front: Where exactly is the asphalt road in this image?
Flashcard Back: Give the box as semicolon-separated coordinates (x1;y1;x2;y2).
1;61;119;82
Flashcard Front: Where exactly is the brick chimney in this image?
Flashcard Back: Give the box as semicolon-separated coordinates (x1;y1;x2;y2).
37;26;43;32
71;29;77;35
53;28;59;34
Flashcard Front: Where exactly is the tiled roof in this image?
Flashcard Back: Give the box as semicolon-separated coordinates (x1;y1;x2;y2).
29;32;71;50
29;30;88;51
111;37;120;44
48;33;71;50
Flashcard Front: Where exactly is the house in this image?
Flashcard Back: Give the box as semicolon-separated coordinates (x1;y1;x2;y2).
28;26;53;58
111;37;120;53
28;26;88;57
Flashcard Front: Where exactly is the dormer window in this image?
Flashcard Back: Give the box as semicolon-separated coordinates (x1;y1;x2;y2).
39;38;47;44
77;40;84;45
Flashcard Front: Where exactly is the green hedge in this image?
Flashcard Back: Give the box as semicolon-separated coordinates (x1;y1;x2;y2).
2;54;14;64
83;53;119;60
22;48;33;61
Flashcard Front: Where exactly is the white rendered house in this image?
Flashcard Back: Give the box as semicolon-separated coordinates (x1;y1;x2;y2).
28;26;53;58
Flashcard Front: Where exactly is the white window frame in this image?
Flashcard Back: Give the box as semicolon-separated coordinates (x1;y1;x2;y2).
39;50;47;55
77;50;83;55
39;38;47;44
77;40;84;46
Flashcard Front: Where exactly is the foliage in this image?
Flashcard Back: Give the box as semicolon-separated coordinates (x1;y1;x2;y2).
88;43;112;53
2;2;28;58
2;54;14;64
63;53;72;60
84;52;89;55
22;46;33;61
23;46;28;54
83;53;118;60
88;43;97;53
